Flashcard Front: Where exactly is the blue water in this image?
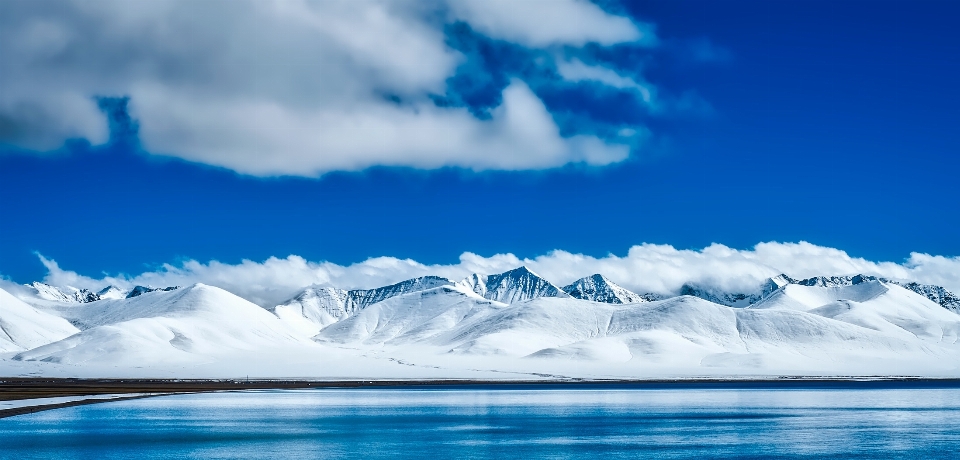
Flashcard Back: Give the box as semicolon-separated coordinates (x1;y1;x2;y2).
3;384;960;459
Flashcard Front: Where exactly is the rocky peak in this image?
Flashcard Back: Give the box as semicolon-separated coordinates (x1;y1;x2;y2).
562;274;646;304
352;276;452;309
458;266;566;304
126;285;180;298
795;275;883;288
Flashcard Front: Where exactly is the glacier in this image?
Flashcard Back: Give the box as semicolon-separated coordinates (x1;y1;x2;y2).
2;267;960;380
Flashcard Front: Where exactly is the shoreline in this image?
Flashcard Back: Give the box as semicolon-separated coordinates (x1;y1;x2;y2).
0;393;169;420
4;377;960;419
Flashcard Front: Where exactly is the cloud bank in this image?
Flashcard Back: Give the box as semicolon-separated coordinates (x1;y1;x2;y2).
0;0;661;176
29;242;960;307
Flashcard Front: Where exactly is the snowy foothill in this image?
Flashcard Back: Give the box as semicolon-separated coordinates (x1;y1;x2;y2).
2;266;960;380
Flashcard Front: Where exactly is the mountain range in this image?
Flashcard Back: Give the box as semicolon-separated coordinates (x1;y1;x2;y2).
3;266;960;379
29;282;181;303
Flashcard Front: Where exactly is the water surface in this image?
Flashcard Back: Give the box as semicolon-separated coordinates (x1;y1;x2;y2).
3;384;960;459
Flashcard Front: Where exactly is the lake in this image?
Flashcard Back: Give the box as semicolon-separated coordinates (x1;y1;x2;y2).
3;383;960;459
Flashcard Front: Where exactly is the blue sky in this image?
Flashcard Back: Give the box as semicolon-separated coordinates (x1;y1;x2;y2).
1;0;959;287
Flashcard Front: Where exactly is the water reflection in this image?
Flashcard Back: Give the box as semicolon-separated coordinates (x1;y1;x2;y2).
2;385;960;459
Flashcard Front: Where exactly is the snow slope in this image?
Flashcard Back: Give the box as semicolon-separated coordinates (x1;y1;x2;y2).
13;284;309;365
899;282;960;313
273;286;354;335
0;288;79;352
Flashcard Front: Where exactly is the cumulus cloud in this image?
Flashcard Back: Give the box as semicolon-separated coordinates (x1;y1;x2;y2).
28;242;960;307
0;0;651;176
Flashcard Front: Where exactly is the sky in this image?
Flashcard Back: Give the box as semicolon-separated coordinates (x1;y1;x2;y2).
1;0;959;300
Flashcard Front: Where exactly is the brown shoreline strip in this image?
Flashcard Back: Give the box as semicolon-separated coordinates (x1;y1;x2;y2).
3;376;960;401
0;393;173;420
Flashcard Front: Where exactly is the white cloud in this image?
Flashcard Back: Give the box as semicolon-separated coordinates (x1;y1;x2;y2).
30;242;960;308
556;58;654;105
137;79;630;174
0;0;648;176
449;0;652;47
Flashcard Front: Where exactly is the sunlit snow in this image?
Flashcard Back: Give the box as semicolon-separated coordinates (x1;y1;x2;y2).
2;268;959;379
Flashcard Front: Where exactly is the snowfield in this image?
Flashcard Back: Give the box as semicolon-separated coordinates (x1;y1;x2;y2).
0;288;78;352
2;268;959;379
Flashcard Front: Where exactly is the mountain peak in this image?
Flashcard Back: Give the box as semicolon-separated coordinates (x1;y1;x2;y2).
562;274;645;304
96;285;128;300
27;282;101;303
351;276;453;308
500;266;538;278
458;266;566;304
27;282;73;303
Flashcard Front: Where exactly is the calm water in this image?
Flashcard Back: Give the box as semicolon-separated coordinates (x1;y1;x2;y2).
3;384;960;459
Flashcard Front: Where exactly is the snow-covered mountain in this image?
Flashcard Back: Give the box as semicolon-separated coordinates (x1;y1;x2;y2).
456;266;567;304
764;274;797;295
315;284;506;346
4;268;960;379
12;284;308;365
273;276;453;335
126;285;179;298
896;282;960;313
25;282;179;303
676;274;795;308
675;273;960;315
787;275;960;313
679;283;763;308
0;288;79;352
352;275;453;307
316;280;960;372
29;282;77;303
96;285;127;300
274;286;354;335
29;282;100;303
561;274;646;304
